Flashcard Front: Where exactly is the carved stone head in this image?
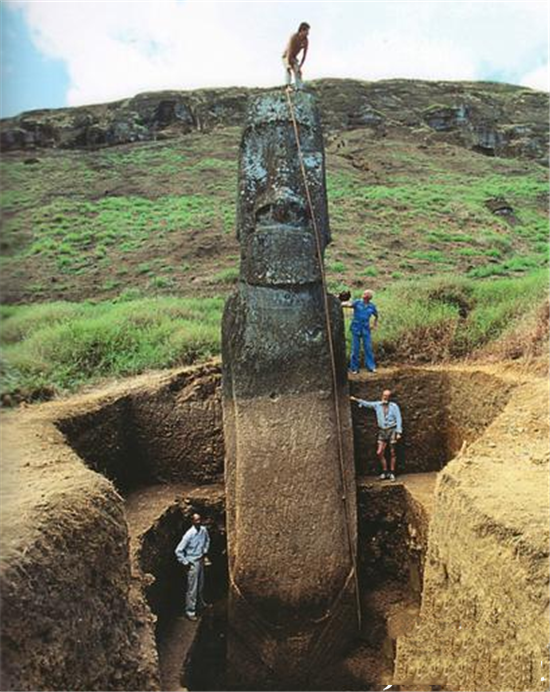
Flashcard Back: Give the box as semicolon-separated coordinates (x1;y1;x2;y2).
237;91;331;286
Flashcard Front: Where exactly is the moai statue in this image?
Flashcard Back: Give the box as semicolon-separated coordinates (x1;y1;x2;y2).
222;90;358;690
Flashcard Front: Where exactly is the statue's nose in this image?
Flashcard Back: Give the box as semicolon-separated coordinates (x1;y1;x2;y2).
254;189;308;227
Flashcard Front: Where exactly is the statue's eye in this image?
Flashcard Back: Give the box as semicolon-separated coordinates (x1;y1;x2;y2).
255;204;273;223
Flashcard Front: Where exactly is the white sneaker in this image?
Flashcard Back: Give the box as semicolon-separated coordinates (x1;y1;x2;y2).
379;472;387;480
388;473;396;481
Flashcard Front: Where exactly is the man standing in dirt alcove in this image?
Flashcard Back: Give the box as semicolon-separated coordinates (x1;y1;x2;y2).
351;389;403;480
175;513;210;621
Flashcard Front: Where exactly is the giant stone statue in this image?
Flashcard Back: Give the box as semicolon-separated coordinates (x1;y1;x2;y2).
222;90;359;690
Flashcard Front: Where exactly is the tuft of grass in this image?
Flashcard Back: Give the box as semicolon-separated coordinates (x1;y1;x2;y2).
360;267;379;277
328;260;347;273
0;296;224;399
207;267;239;284
348;270;549;362
148;275;176;290
467;254;544;278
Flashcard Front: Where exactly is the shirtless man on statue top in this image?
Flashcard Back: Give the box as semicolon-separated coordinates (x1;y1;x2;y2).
282;22;310;90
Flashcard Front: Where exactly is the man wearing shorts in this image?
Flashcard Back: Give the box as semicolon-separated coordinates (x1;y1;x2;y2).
282;22;310;90
351;389;403;481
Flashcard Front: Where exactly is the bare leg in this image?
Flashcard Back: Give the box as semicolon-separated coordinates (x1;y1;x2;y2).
389;444;397;473
294;65;304;89
282;58;292;87
377;440;388;473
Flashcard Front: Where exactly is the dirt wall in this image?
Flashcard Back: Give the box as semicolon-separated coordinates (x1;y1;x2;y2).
357;482;412;586
54;395;151;493
394;376;550;691
1;361;538;692
0;363;226;692
56;364;513;491
0;415;159;691
350;368;514;475
357;476;433;604
135;488;227;635
130;366;223;484
57;363;224;492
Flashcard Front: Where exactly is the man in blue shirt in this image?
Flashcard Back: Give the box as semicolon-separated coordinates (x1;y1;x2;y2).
351;389;402;481
175;513;211;620
341;290;379;374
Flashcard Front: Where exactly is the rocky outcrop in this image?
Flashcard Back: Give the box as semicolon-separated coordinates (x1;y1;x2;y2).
1;79;547;164
221;90;358;689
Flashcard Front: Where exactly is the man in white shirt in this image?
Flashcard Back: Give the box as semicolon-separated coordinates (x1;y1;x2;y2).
351;389;403;481
175;513;211;620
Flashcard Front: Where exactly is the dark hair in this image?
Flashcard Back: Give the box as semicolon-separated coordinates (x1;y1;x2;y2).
298;22;310;31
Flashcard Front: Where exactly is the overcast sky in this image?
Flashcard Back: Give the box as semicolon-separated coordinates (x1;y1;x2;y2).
1;0;548;117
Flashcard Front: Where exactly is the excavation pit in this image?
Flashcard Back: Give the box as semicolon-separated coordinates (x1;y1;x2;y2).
2;362;547;692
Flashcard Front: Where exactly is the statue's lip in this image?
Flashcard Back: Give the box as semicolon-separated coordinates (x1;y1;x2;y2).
253;191;307;212
252;222;313;233
253;194;308;228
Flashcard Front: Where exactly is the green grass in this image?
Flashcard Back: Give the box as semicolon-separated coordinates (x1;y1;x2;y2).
1;127;547;302
0;296;224;397
325;156;547;283
207;267;239;284
328;260;347;273
366;269;548;361
2;271;547;401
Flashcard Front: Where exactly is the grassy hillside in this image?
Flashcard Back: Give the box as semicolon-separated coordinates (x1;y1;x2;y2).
1;271;547;403
1;122;547;304
0;80;548;401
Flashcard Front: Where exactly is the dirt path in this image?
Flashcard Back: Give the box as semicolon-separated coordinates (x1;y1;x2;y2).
157;614;198;691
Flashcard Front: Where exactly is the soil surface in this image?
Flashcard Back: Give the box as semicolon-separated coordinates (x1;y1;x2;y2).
0;360;547;691
394;365;549;692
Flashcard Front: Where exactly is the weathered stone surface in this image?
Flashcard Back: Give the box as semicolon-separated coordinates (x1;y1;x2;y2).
222;90;358;689
421;103;470;131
